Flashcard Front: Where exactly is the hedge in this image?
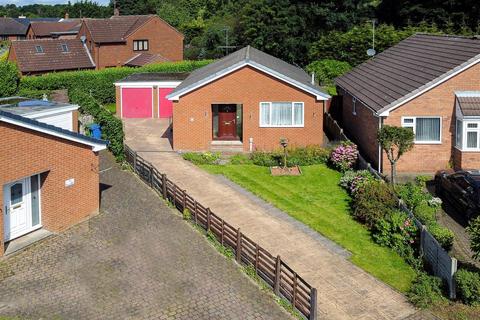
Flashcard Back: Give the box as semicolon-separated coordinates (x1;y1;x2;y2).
19;60;212;104
69;89;124;160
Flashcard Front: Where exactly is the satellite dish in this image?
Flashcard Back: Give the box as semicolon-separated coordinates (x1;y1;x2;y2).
367;48;376;56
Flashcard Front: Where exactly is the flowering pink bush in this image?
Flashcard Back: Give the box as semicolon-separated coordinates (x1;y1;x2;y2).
340;170;375;195
330;142;359;172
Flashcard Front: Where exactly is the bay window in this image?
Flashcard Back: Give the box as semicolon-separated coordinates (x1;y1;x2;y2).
401;116;441;143
259;102;304;127
456;119;480;151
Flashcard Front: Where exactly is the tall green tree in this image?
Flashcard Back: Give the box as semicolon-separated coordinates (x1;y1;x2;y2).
0;61;19;98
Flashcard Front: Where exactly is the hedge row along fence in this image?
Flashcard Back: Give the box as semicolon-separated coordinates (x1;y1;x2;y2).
124;145;318;320
69;89;124;160
18;60;212;104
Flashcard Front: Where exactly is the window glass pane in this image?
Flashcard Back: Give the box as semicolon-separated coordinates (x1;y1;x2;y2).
260;103;270;125
144;40;148;50
416;118;440;141
134;41;138;50
456;120;463;148
271;102;292;126
468;123;478;128
467;131;478;148
31;175;40;226
10;183;23;205
403;118;414;124
294;103;303;125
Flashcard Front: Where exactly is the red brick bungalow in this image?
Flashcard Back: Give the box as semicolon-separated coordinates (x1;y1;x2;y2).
335;34;480;174
167;46;331;152
0;105;106;256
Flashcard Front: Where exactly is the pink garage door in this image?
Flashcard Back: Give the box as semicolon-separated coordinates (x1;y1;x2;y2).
159;88;174;118
122;87;152;118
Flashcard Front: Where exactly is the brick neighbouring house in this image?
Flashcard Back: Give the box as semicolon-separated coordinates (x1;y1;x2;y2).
334;33;480;174
0;17;27;41
77;14;184;69
0;99;106;256
166;46;330;152
8;38;96;75
26;20;81;40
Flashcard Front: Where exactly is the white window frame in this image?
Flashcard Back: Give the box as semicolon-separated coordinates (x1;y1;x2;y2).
259;101;304;128
133;40;149;51
401;116;442;144
461;120;480;151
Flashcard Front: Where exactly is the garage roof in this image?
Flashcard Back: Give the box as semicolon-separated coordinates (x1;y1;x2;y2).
116;72;190;83
167;46;330;101
0;97;78;117
0;108;107;151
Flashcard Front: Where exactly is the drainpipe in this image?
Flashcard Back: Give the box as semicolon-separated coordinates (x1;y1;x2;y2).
249;137;254;152
378;115;383;173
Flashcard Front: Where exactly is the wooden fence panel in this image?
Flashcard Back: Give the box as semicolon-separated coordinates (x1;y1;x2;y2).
123;144;317;319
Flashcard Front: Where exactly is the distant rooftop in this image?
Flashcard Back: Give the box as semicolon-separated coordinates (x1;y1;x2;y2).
0;97;76;117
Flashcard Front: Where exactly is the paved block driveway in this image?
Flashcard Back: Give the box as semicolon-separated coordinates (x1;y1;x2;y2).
0;153;290;320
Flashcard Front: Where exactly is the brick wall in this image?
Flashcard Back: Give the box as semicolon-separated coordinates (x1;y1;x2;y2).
383;62;480;173
337;87;380;169
172;66;325;152
0;123;100;255
83;17;183;69
453;147;480;170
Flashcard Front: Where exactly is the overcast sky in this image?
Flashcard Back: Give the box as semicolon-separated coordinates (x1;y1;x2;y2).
1;0;110;5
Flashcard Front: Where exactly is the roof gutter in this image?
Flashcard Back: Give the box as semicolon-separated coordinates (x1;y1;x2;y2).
81;37;96;68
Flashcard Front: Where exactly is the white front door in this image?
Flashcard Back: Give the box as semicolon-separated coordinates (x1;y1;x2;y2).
3;177;31;241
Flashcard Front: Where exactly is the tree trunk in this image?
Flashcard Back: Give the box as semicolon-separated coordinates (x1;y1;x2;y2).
390;162;396;185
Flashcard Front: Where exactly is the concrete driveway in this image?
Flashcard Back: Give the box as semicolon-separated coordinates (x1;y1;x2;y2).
0;152;290;320
124;118;173;152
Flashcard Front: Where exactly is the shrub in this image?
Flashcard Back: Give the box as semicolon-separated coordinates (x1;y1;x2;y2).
372;210;417;249
16;87;51;99
428;223;455;251
251;151;281;167
467;216;480;261
182;152;221;165
19;60;212;104
407;272;446;308
353;180;398;228
329;141;358;172
455;269;480;306
68;90;124;160
305;59;351;86
397;182;432;210
0;61;19;98
287;145;330;166
413;202;437;226
339;170;375;195
229;154;252;165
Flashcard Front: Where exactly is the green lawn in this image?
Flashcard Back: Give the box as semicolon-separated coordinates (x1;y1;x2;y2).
201;164;416;292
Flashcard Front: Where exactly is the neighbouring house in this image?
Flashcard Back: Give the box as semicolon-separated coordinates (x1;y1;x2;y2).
26;20;81;39
0;97;106;256
114;72;189;118
0;17;27;40
166;46;330;152
77;14;184;69
335;33;480;174
8;38;95;75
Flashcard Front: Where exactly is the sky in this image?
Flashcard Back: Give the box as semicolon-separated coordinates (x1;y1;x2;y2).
0;0;110;5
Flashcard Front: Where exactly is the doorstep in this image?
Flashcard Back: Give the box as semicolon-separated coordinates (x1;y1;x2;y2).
211;140;243;145
4;229;53;256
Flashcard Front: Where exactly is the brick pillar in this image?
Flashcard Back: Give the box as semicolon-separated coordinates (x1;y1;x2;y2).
153;86;159;118
116;86;122;118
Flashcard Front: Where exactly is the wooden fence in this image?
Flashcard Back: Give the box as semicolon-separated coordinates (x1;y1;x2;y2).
124;145;317;319
324;112;458;298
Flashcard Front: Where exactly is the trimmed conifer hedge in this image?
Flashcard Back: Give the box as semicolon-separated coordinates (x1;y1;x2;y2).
19;60;212;104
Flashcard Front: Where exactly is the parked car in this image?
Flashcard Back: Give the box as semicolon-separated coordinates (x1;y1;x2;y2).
435;170;480;220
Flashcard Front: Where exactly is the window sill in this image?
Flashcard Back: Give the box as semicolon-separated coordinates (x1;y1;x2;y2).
259;125;305;128
414;141;442;145
455;147;480;152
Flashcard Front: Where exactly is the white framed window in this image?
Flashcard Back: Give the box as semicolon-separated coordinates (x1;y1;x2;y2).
133;40;149;51
259;102;304;127
465;121;480;150
401;116;442;144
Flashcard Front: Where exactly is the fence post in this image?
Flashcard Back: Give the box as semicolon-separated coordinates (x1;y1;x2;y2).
182;190;187;211
292;272;298;305
274;255;281;295
133;151;137;173
162;174;167;199
255;244;259;272
173;185;177;207
194;201;198;225
221;220;224;246
236;228;242;262
309;288;317;320
149;166;153;187
206;208;211;232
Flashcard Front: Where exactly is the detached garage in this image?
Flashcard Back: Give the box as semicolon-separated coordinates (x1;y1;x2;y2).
115;73;189;119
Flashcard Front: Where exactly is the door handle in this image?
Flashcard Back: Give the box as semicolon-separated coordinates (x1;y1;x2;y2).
12;204;21;210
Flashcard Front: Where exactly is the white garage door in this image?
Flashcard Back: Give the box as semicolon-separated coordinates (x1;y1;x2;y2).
35;111;73;131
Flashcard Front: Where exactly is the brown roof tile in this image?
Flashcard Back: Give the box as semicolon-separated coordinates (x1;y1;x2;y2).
335;34;480;113
124;52;169;67
84;15;153;43
30;20;81;37
11;38;95;73
457;95;480;116
0;17;27;36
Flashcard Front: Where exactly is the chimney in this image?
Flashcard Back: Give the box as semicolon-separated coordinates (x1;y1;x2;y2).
114;8;120;16
65;12;69;20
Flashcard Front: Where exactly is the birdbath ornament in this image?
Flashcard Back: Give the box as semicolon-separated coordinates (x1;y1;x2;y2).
279;138;288;169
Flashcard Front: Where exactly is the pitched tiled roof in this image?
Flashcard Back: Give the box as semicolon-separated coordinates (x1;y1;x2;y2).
0;109;106;150
11;38;95;74
30;20;81;37
457;94;480;116
116;72;190;83
335;34;480;114
14;17;60;26
83;15;153;43
124;52;169;67
0;18;27;36
168;46;330;100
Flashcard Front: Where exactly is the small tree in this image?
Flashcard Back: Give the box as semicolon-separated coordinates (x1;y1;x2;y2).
377;125;414;185
467;216;480;261
0;61;19;98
